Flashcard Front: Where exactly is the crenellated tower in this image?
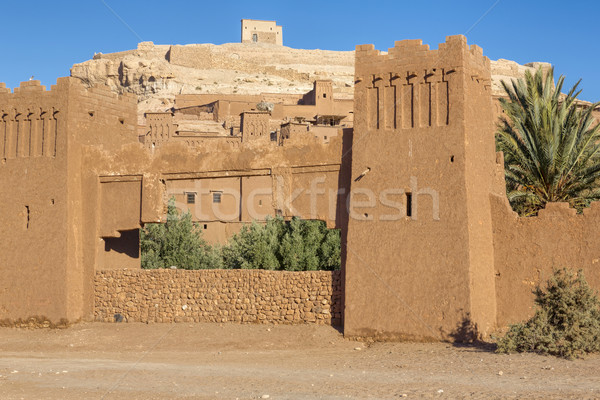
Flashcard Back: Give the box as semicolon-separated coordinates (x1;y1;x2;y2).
0;78;138;324
344;35;499;340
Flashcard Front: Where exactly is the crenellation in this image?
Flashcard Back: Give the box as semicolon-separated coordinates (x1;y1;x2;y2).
583;201;600;216
356;44;375;52
536;202;578;218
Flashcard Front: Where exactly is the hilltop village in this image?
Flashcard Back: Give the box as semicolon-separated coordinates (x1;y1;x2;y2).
1;20;600;342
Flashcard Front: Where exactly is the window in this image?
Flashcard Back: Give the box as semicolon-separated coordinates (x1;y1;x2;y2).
186;193;195;204
406;193;412;217
323;93;327;98
252;33;258;42
24;205;30;229
213;192;222;203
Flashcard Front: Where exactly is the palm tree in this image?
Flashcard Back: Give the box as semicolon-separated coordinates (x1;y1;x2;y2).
496;67;600;216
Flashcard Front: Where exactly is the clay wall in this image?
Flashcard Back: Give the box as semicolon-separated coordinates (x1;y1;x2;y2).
82;119;349;260
173;105;216;121
217;100;260;121
71;82;142;320
309;126;340;144
333;99;354;124
280;122;309;138
261;93;304;105
175;94;262;109
491;197;600;327
279;104;317;121
12;33;600;340
173;136;242;148
167;176;247;223
95;269;341;324
161;161;346;243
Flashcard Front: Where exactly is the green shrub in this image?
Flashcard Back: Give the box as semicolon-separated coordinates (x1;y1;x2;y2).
221;218;283;270
141;203;341;271
141;198;221;269
222;216;341;271
496;268;600;358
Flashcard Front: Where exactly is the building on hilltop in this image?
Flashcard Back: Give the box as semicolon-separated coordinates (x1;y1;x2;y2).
140;80;353;149
241;19;283;45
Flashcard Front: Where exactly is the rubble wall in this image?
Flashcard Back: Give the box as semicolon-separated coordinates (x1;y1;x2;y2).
95;269;342;325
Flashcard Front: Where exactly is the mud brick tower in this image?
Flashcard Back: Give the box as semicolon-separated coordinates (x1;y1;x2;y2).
0;78;137;323
344;35;498;340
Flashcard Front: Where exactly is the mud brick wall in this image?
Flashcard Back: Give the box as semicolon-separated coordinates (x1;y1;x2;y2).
95;269;342;325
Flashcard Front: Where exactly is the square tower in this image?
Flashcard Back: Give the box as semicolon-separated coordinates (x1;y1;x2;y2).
344;36;498;340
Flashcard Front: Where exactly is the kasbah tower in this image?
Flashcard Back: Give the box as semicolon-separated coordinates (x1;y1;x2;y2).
345;36;501;340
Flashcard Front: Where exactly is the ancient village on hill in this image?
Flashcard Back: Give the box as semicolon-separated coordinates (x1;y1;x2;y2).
2;15;600;399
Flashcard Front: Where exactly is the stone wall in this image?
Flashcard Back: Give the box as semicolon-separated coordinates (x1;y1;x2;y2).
95;269;342;325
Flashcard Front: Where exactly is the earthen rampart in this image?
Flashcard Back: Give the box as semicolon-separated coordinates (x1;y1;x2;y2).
492;196;600;327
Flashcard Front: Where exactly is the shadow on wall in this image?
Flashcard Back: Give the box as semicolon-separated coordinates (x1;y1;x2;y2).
337;127;353;329
103;229;140;259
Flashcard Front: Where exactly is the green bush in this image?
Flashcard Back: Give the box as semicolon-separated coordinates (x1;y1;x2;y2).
221;218;283;270
496;268;600;358
141;198;222;269
222;216;341;271
141;201;341;271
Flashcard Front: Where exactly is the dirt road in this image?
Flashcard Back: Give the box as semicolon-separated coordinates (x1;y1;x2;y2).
0;323;599;399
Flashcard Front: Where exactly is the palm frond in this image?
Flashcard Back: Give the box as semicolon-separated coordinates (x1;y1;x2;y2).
497;67;600;215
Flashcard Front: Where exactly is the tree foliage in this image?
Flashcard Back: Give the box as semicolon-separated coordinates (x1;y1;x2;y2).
221;218;283;270
496;67;600;215
496;268;600;358
140;198;222;269
141;200;341;271
221;216;341;271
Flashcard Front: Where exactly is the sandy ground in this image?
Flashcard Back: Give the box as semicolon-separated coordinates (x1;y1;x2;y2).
0;323;599;399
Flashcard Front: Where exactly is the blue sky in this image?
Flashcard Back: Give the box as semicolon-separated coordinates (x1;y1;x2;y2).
1;1;598;101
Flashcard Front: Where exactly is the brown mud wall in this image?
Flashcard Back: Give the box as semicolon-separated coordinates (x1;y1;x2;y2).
492;196;600;327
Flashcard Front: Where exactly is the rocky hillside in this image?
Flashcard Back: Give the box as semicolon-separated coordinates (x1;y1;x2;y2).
70;41;549;121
